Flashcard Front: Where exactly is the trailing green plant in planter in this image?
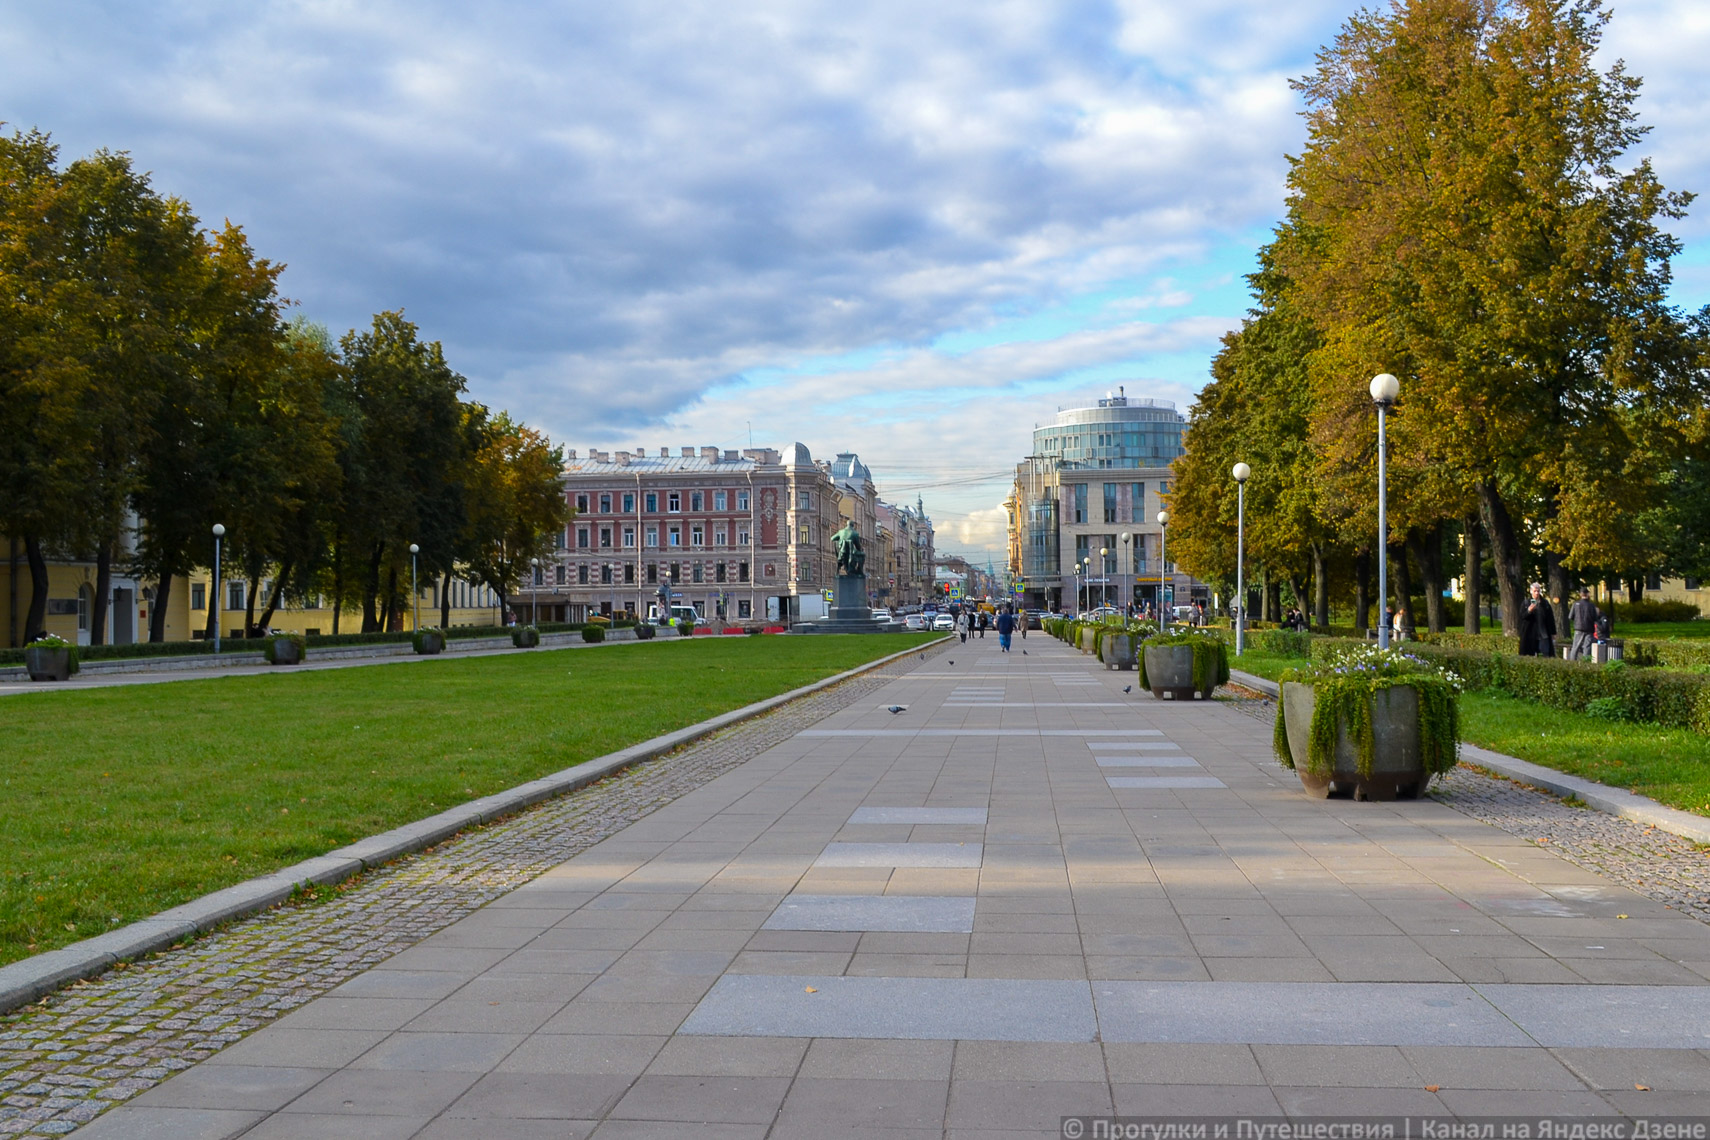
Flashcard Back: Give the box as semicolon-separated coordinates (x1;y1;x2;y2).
24;634;79;680
262;633;306;666
676;622;696;637
511;625;540;648
1139;631;1228;699
1275;644;1460;800
634;623;656;640
412;628;446;655
582;624;606;643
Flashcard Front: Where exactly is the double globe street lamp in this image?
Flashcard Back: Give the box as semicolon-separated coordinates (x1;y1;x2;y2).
1156;510;1169;620
211;523;226;655
1371;373;1400;649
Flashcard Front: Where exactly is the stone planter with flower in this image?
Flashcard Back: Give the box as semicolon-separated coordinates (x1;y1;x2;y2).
1274;645;1461;801
25;634;78;681
1140;631;1229;700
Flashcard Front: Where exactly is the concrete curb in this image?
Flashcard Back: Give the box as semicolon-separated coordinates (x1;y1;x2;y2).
0;634;949;1014
1226;667;1710;846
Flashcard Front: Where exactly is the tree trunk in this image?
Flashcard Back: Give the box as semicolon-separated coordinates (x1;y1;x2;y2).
8;537;19;647
1312;542;1329;630
257;560;293;631
1545;548;1571;651
23;535;49;643
1408;523;1447;634
1391;541;1414;635
1463;514;1481;635
362;544;383;632
1478;479;1525;637
92;541;112;646
1287;571;1309;618
1354;547;1371;633
1265;577;1280;623
149;572;173;643
384;565;399;632
440;572;451;629
332;539;344;635
244;574;261;637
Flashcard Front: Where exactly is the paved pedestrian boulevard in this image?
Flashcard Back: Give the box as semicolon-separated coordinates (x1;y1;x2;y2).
82;637;1710;1137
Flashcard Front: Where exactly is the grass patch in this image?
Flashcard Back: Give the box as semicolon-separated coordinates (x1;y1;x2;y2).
1225;650;1298;683
1458;690;1710;819
0;633;941;965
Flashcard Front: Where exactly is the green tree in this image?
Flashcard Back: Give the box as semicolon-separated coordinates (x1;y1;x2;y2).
458;409;568;624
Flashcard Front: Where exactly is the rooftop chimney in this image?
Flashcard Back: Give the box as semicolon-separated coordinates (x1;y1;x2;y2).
681;447;694;457
701;446;719;460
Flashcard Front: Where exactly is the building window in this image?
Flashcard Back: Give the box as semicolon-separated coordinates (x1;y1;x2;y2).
645;525;659;547
716;562;726;583
669;562;681;582
1131;483;1145;522
1073;484;1087;524
577;527;590;549
647;563;658;584
624;564;635;584
191;583;206;610
691;491;703;511
599;493;612;513
601;565;613;584
622;492;635;513
714;491;727;510
714;527;726;547
739;561;749;582
623;526;636;548
738;525;750;546
668;492;681;513
228;581;246;611
668;525;682;547
798;523;810;544
1647;573;1662;590
645;492;658;512
1104;483;1118;524
600;527;612;548
737;490;749;511
554;528;566;549
798;491;811;510
533;565;544;586
1688;578;1701;591
578;564;589;584
691;524;704;547
555;564;566;586
692;563;703;583
575;494;589;512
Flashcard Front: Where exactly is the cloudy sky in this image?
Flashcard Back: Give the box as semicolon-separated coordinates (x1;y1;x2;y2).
6;1;1707;561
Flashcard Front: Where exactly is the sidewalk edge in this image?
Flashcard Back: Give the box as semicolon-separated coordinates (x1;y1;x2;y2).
0;634;948;1014
1226;667;1710;846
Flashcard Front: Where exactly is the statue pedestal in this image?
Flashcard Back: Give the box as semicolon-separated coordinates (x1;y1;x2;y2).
794;573;882;633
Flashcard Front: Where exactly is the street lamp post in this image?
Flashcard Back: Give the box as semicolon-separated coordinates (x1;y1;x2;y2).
530;557;540;627
1371;373;1400;649
211;523;225;655
1099;546;1109;609
409;543;420;631
1156;511;1170;621
1232;463;1250;655
1120;532;1132;615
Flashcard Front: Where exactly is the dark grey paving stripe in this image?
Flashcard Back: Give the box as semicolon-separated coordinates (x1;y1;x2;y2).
681;975;1097;1041
801;729;1164;737
848;807;988;825
815;842;982;868
1478;984;1710;1048
762;895;976;933
1094;982;1530;1046
1106;775;1227;789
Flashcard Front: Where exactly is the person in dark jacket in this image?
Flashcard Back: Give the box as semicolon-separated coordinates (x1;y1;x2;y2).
1568;588;1599;661
1518;582;1557;657
995;607;1016;652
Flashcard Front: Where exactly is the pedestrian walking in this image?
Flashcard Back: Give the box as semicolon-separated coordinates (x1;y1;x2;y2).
996;606;1015;652
1517;582;1557;657
958;606;969;643
977;610;987;638
1568;588;1598;661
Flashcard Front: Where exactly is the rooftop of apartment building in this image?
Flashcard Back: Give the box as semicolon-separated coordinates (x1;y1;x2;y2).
563;445;789;475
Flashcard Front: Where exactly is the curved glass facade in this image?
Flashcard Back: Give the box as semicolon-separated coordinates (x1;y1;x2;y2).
1032;393;1184;469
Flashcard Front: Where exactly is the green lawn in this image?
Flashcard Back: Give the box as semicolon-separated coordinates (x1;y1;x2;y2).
0;633;940;965
1228;648;1710;818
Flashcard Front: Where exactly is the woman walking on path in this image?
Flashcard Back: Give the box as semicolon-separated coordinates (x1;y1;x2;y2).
1518;582;1557;657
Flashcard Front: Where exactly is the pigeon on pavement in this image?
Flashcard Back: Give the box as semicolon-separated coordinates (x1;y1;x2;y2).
1123;685;1132;693
887;705;907;715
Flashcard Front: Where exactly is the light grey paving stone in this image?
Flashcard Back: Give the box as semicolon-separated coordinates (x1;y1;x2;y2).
203;1028;392;1069
679;975;1095;1041
241;1113;434;1140
800;729;1162;736
285;1069;482;1116
1107;776;1228;789
952;1041;1107;1082
1478;984;1710;1048
1095;756;1203;767
67;1106;267;1140
130;1064;331;1110
848;807;989;825
349;1030;526;1071
763;894;976;932
815;842;983;868
1093;981;1532;1046
446;1071;634;1119
1103;1042;1265;1085
495;1033;668;1075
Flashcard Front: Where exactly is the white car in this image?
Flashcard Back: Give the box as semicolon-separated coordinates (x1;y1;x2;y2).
870;608;892;622
932;613;956;631
904;613;929;631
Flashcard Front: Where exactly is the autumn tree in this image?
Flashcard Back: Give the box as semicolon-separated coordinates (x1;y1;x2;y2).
458;409;569;625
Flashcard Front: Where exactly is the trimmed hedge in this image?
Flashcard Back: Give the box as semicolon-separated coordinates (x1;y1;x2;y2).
1612;599;1702;623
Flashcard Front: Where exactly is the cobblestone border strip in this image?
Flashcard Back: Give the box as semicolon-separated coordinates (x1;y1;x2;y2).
1228;667;1710;845
0;635;949;1015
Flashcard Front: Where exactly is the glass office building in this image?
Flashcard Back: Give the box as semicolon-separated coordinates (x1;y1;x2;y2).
1031;389;1184;469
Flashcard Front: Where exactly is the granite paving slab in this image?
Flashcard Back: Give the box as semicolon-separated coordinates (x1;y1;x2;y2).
761;896;976;933
813;844;983;869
